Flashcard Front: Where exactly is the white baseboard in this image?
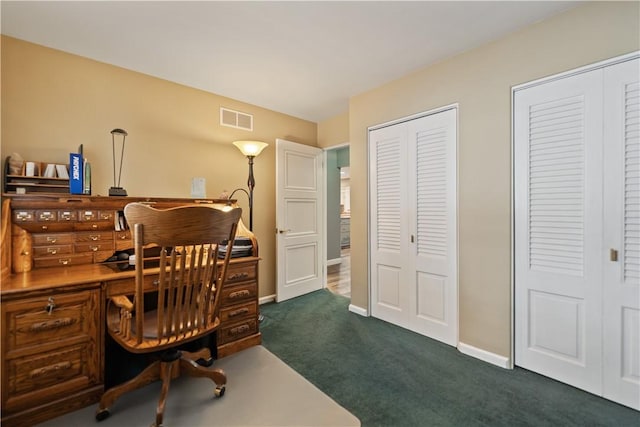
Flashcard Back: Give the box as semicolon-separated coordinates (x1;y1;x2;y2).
457;342;510;369
348;304;368;316
327;258;342;266
259;294;276;305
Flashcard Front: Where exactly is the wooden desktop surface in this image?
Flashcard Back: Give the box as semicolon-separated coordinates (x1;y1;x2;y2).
0;256;259;297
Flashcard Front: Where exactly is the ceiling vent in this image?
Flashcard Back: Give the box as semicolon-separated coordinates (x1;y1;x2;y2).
220;107;253;131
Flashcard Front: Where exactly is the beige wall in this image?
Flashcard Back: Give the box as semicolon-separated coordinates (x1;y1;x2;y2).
349;2;640;357
317;111;349;148
0;36;317;298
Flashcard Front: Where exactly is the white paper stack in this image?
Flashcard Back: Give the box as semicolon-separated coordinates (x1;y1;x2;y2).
56;164;69;179
43;164;56;178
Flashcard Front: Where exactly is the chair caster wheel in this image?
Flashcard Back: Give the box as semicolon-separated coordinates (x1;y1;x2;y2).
215;385;226;397
96;409;110;421
196;357;214;367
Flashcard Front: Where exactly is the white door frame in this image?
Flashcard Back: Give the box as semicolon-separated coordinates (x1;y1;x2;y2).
510;51;640;368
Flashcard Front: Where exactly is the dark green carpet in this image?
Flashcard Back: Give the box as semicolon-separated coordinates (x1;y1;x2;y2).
259;290;639;427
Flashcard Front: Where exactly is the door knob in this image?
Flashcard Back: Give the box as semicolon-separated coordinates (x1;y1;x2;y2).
277;228;291;234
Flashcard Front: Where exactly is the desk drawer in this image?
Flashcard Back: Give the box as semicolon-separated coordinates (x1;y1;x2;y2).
32;233;74;246
217;318;258;345
74;242;115;253
32;245;73;257
114;231;132;251
74;231;114;243
106;274;158;298
20;222;73;233
4;343;95;413
219;301;257;323
221;282;257;305
73;221;114;231
224;262;256;284
33;254;93;269
3;288;100;354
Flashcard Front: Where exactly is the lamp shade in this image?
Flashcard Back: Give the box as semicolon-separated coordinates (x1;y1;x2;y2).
233;140;268;157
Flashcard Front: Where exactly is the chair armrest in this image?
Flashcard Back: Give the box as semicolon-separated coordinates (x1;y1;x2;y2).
110;295;134;311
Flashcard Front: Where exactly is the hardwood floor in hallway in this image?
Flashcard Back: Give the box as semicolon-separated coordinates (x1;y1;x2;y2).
327;247;350;297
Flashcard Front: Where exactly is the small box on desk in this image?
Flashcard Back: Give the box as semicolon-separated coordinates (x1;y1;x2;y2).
69;153;83;194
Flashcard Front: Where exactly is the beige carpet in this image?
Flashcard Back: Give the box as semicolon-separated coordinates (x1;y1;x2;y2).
37;346;360;427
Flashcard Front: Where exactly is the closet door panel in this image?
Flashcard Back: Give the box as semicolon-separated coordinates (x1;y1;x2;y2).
515;69;604;395
369;126;410;326
603;58;640;410
408;109;457;345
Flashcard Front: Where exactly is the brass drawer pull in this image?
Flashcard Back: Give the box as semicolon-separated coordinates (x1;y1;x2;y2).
59;259;71;265
228;290;250;300
47;248;58;255
229;324;250;336
39;212;55;221
46;237;58;243
45;297;56;314
228;272;249;280
29;361;72;379
30;317;75;332
16;212;32;221
90;235;100;241
90;246;99;252
229;307;249;317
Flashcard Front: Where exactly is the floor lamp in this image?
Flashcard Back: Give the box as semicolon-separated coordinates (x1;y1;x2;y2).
231;140;268;231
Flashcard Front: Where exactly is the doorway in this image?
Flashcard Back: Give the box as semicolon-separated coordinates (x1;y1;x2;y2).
326;146;350;297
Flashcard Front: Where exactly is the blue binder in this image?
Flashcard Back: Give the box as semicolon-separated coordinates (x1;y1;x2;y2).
69;153;83;194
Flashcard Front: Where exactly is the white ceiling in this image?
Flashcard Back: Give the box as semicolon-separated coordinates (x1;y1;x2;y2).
1;1;578;122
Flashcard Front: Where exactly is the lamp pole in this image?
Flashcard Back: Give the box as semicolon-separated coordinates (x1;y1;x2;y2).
232;140;267;231
247;155;256;231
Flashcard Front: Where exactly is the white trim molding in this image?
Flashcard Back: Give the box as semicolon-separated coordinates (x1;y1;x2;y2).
348;304;368;317
327;258;342;266
458;342;510;369
259;294;276;305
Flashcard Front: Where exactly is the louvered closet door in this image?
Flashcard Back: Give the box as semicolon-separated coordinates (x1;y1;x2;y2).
370;123;411;326
407;110;457;345
370;108;457;345
603;58;639;410
515;69;604;395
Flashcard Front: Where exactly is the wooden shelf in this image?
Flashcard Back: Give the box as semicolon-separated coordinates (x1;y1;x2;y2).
3;158;70;194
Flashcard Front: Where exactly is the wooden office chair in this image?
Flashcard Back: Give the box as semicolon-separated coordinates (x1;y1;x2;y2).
96;203;242;427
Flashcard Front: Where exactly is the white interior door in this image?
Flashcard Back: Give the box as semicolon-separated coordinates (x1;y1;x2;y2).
515;56;640;410
603;58;640;410
408;109;458;345
276;138;324;302
369;107;457;346
515;69;604;395
369;123;411;326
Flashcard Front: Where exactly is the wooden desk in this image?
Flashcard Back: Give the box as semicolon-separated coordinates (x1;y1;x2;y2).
0;195;261;426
